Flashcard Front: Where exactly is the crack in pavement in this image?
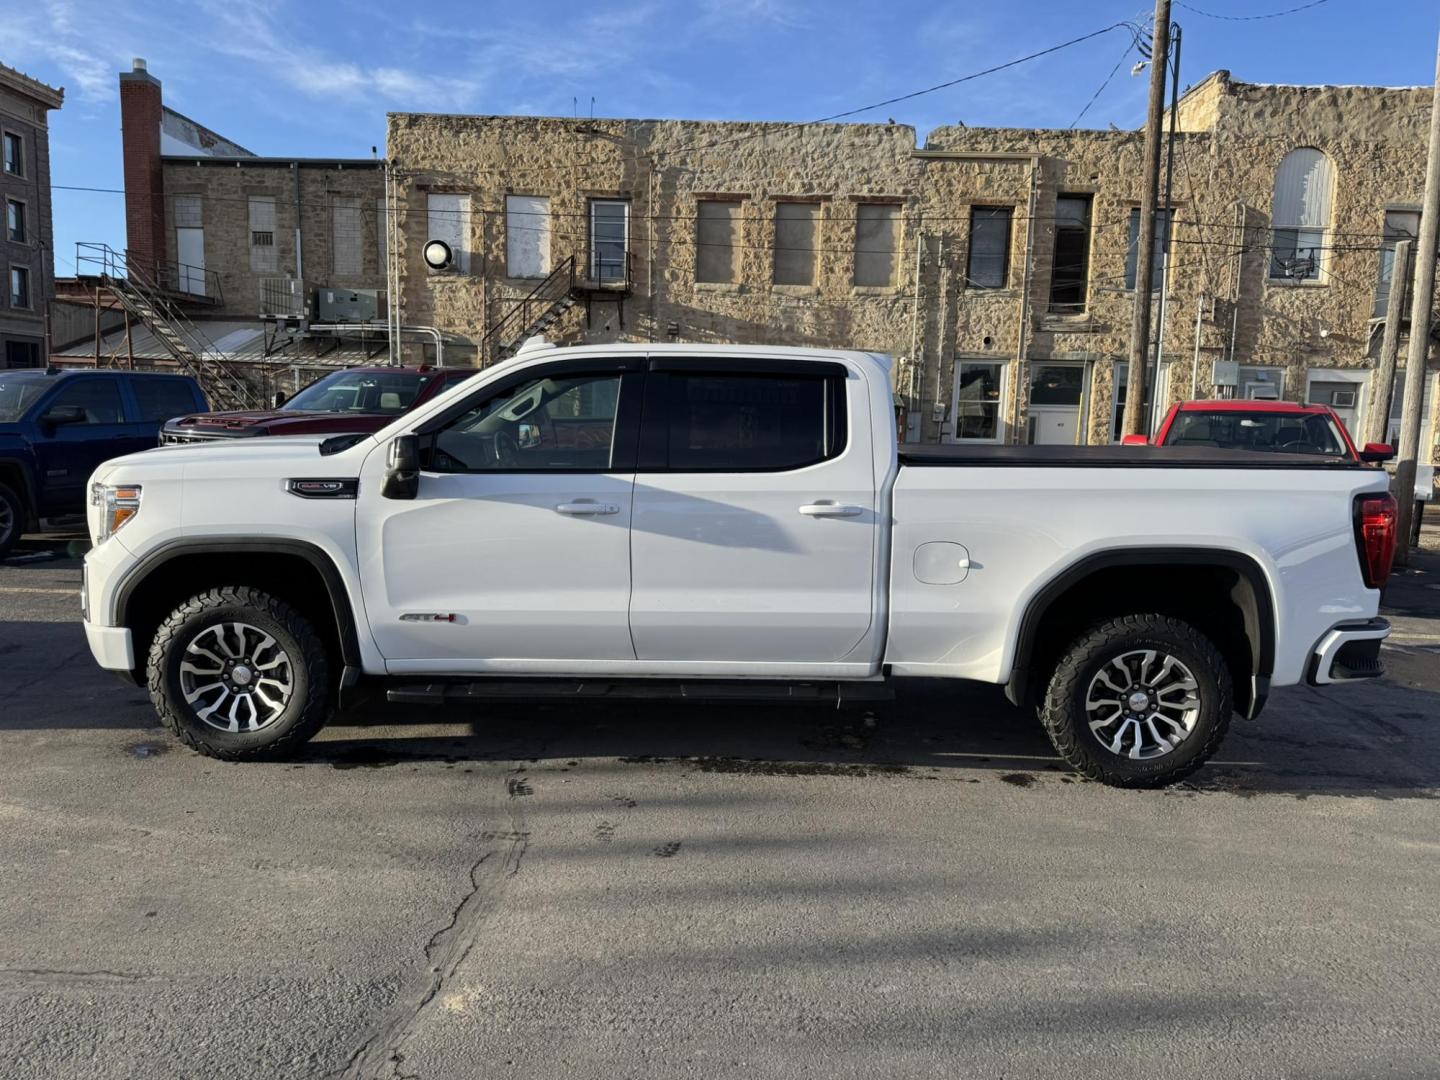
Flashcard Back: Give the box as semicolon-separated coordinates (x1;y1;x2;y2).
0;967;164;985
335;776;529;1080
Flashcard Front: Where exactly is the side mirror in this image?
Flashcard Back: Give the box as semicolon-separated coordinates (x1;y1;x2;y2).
274;392;288;408
381;434;420;500
1360;442;1395;463
40;405;87;430
1120;434;1151;447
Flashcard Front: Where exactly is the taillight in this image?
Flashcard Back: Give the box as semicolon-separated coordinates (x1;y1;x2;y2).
1353;492;1398;589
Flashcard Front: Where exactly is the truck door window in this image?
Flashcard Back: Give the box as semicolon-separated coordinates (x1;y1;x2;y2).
44;379;123;424
130;378;201;422
429;373;622;472
661;372;843;471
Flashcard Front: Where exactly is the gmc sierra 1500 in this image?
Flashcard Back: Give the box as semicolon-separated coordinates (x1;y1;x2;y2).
81;343;1397;787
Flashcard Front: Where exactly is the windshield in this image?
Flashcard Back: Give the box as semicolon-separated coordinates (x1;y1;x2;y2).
1166;410;1350;457
283;370;432;414
0;372;60;423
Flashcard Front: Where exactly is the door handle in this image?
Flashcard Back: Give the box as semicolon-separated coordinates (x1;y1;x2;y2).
798;502;864;518
555;500;621;516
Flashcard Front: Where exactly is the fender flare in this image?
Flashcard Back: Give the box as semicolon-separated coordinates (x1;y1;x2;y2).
112;536;364;669
1003;547;1277;718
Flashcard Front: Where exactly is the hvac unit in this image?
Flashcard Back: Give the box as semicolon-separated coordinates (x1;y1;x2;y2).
315;288;385;323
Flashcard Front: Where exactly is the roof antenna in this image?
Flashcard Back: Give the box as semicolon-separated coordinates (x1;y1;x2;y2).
572;96;577;117
590;96;595;118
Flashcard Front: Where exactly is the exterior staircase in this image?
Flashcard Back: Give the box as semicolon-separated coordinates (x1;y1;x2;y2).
480;256;578;364
75;244;257;410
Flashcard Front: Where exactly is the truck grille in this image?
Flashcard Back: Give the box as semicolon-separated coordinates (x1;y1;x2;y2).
160;430;230;445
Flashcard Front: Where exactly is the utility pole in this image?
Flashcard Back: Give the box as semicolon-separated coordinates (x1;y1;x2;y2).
1395;33;1440;566
1148;22;1183;432
1364;239;1411;447
1123;0;1172;436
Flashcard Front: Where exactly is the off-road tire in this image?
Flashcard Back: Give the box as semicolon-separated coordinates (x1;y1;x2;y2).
1039;613;1233;788
147;586;332;760
0;482;24;560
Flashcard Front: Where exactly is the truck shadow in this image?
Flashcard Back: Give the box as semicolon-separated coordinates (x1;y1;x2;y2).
305;679;1440;801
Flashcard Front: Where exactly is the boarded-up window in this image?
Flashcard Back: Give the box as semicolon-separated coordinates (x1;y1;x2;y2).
173;195;203;228
854;204;900;287
773;202;818;285
696;200;740;283
1124;207;1173;290
426;193;471;274
1270;147;1334;280
506;195;550;278
248;195;277;273
331;195;362;277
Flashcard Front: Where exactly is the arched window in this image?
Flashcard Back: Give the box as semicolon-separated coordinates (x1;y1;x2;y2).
1270;147;1334;281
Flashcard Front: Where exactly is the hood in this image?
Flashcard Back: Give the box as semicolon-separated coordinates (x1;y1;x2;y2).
102;433;344;472
165;408;389;435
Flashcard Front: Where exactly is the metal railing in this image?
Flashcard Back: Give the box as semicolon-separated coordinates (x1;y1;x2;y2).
481;255;577;363
578;248;634;292
76;243;224;307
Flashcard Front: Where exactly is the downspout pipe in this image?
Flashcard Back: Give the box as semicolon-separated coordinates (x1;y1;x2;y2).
293;162;304;283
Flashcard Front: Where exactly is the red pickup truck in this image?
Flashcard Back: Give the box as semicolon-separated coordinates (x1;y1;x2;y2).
1126;399;1395;464
161;366;476;444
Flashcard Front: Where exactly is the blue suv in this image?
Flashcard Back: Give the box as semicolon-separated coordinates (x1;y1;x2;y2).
0;368;207;558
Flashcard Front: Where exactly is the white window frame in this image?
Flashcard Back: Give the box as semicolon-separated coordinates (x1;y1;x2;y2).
1269;147;1335;283
506;194;552;279
947;358;1009;444
1305;368;1368;441
589;199;630;284
1112;360;1171;440
425;193;472;275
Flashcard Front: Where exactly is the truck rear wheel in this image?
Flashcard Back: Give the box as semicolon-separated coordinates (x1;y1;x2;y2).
147;586;332;760
0;482;23;560
1038;614;1232;788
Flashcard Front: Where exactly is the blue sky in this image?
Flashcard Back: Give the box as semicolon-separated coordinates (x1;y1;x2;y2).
7;0;1438;271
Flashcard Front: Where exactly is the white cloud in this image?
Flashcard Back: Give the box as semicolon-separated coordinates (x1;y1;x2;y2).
4;0;128;104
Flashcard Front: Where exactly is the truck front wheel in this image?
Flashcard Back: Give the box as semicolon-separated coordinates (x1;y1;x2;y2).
1039;614;1233;788
147;586;333;760
0;482;24;560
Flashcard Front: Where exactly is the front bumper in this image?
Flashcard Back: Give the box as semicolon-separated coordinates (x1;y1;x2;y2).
85;622;136;673
1307;618;1390;685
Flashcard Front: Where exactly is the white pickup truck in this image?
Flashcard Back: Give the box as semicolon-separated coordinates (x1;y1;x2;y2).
82;343;1398;787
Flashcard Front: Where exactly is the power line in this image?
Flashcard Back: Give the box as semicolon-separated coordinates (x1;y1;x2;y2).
1174;0;1333;20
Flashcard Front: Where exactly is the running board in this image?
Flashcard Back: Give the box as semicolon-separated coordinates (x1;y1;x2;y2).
386;678;893;707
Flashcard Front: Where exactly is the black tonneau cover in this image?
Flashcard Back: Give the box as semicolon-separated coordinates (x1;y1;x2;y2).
898;443;1366;470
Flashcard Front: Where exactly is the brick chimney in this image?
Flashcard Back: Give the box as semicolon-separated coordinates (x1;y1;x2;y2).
119;58;165;273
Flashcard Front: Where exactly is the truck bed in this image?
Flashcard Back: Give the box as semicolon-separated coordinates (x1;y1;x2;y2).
898;443;1368;470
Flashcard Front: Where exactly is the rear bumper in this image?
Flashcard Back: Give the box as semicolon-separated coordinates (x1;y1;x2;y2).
1307;618;1389;685
85;622;135;673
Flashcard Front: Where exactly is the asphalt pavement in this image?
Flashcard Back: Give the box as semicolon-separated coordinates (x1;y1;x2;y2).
1;529;1438;1079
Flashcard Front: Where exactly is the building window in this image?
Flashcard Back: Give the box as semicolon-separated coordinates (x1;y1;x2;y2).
773;202;819;286
172;194;203;229
1111;361;1167;440
248;196;277;273
1027;362;1086;444
10;266;31;309
1048;196;1092;313
589;199;629;285
5;199;25;244
966;207;1011;289
5;340;41;368
426;193;471;274
1375;209;1419;317
952;360;1005;441
1269;147;1334;281
1124;207;1173;291
2;132;21;177
506;195;551;279
1237;365;1285;400
854;204;900;287
696;200;741;284
331;195;362;277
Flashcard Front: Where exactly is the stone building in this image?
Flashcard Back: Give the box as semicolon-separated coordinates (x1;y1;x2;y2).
385;71;1438;454
81;61;1439;460
0;62;63;368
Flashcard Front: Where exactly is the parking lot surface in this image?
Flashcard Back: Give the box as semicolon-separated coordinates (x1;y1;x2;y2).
1;537;1438;1079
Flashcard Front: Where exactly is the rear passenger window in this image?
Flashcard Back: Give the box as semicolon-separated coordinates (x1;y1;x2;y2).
130;378;200;422
45;379;123;424
663;373;843;471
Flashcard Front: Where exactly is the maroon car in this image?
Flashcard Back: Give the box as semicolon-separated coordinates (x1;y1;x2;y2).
161;366;476;444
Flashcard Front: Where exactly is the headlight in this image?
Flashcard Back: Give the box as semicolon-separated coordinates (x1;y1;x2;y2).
90;482;141;544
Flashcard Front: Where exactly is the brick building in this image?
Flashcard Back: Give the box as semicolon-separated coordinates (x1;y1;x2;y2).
85;61;1440;458
0;62;63;368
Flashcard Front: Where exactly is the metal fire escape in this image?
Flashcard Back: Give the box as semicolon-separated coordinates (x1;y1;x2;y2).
479;250;633;364
75;244;257;409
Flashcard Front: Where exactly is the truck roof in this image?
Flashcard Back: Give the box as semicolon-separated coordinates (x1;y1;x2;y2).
1172;399;1332;414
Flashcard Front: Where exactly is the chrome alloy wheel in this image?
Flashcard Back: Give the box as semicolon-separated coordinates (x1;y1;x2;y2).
179;622;295;733
1084;649;1201;760
0;498;14;549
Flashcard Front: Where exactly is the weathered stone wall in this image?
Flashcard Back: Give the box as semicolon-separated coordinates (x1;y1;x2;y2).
160;160;384;319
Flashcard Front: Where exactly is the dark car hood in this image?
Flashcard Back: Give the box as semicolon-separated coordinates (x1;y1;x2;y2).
164;409;393;436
